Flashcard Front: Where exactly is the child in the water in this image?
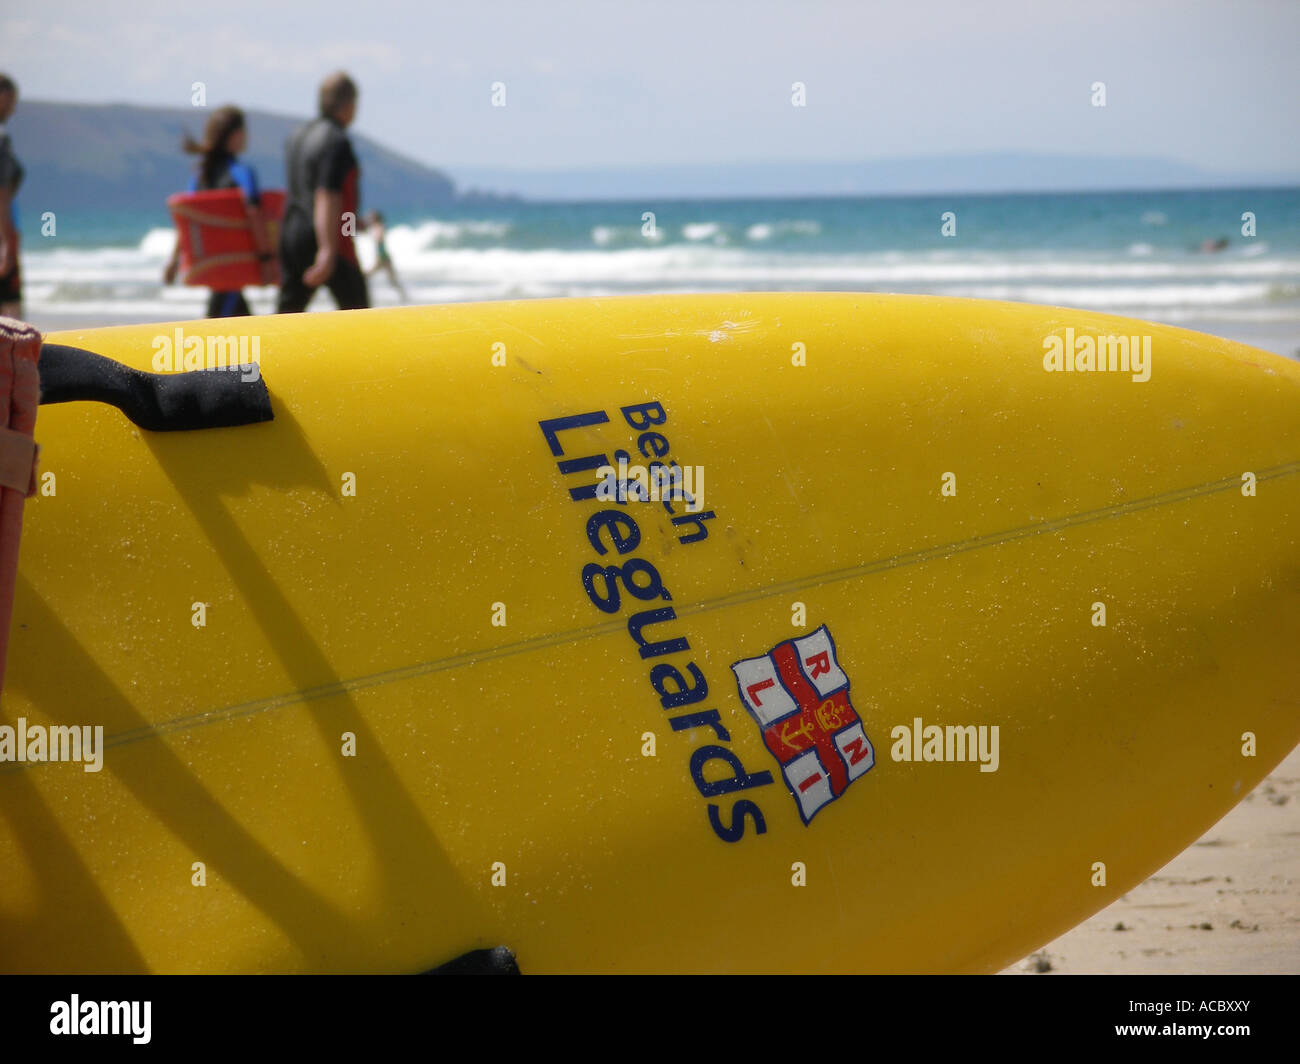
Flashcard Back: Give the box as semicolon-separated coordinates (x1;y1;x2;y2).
363;209;408;302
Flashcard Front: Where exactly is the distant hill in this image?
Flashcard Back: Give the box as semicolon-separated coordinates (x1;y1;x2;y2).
14;102;1295;210
11;100;460;212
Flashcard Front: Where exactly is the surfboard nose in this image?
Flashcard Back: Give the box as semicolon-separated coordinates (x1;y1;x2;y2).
4;294;1299;974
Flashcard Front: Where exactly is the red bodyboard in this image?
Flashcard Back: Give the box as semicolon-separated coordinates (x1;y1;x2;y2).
166;188;286;289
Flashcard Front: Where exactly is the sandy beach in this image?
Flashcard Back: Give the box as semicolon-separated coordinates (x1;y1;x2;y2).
1003;745;1300;975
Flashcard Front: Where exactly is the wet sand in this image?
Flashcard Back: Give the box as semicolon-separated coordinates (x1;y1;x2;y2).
1003;746;1300;974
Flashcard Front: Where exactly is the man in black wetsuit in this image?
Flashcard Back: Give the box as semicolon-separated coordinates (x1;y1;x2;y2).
277;72;369;313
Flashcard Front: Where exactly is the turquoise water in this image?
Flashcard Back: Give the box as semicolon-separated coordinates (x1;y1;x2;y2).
26;187;1300;253
20;188;1300;353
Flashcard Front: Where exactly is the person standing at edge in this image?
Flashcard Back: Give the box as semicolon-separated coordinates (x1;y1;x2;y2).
0;75;25;321
277;72;369;313
163;105;277;317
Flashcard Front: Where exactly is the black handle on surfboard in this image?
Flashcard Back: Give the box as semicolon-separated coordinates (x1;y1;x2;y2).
37;344;273;432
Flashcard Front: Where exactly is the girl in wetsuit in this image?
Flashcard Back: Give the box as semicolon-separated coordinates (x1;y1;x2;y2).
164;106;277;316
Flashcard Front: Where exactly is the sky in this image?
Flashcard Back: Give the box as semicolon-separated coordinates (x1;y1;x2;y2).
2;0;1298;179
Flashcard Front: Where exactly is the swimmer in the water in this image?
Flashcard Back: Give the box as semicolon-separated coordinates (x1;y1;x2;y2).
363;209;408;302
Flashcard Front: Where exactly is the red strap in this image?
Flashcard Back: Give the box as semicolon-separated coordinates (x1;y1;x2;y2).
0;426;38;496
0;316;42;694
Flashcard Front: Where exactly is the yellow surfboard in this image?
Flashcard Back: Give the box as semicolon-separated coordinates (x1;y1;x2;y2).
2;294;1298;973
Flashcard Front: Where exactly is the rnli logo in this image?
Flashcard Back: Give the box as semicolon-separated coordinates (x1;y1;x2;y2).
731;626;874;825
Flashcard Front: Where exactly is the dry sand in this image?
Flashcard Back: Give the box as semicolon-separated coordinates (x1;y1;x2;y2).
1003;746;1300;974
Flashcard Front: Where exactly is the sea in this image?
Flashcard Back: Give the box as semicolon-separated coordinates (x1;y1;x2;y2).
18;187;1300;358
